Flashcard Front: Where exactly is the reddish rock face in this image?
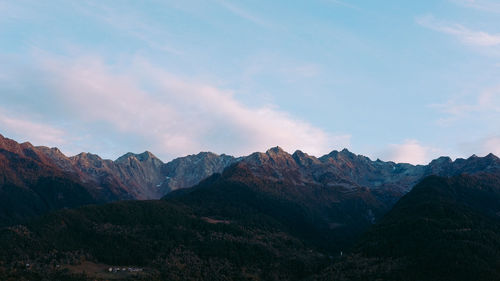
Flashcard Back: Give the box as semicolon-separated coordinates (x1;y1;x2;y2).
0;134;239;225
0;135;64;187
0;133;236;202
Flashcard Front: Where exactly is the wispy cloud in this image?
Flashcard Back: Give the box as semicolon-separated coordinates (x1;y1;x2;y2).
450;0;500;13
8;53;349;160
0;0;34;22
417;15;500;47
214;0;271;27
430;86;500;125
71;1;184;55
0;109;67;146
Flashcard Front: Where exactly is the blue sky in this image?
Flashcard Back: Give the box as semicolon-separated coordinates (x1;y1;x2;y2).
0;0;499;164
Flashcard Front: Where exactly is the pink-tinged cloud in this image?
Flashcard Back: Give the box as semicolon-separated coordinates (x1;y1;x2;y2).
482;136;500;156
382;139;437;165
37;54;349;160
0;110;67;146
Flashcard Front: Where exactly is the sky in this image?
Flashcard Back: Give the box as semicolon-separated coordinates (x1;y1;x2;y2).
0;0;499;164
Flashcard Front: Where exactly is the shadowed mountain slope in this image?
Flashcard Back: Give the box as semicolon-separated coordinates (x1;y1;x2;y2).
0;199;329;280
313;173;500;281
166;147;399;253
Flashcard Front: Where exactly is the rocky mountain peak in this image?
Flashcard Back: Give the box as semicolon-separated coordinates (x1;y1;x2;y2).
115;152;136;163
341;147;353;153
0;135;57;166
266;146;287;155
0;134;25;154
243;146;296;169
292;150;321;167
72;152;102;161
485;153;499;160
115;151;162;165
321;148;354;161
427;153;500;176
36;146;64;156
20;141;34;148
136;151;160;162
429;156;453;165
160;151;238;193
192;151;219;160
70;152;108;169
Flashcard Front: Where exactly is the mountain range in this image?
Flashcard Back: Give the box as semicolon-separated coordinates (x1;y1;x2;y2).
0;134;499;280
0;134;237;225
1;134;498;227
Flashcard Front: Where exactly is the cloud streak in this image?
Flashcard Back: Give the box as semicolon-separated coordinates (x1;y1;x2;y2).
71;1;184;56
430;86;500;125
417;15;500;47
451;0;500;13
214;0;271;27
